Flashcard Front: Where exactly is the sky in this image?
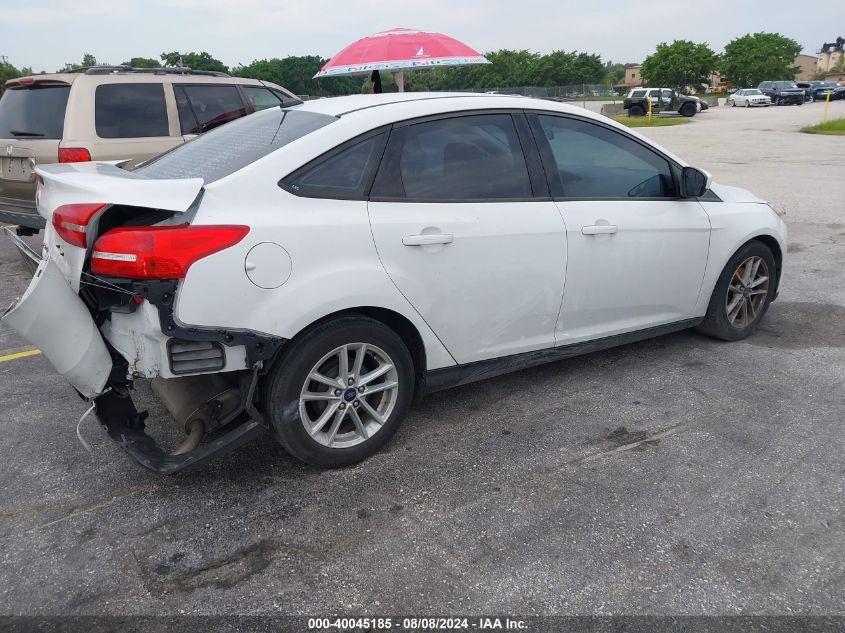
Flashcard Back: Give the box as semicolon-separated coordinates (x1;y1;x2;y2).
1;0;843;73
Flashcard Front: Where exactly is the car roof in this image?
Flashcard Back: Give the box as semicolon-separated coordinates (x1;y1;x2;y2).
295;92;607;125
3;71;287;89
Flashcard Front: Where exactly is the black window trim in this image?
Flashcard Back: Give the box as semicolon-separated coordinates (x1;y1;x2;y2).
369;108;546;204
525;109;691;202
278;125;391;201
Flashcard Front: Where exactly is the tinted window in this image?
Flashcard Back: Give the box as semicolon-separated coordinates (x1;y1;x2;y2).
95;83;169;138
285;134;385;199
631;90;646;98
393;114;532;200
243;86;282;111
137;108;335;183
0;85;70;139
536;115;675;198
175;84;248;134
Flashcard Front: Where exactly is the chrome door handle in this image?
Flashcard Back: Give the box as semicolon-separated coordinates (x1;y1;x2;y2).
582;224;618;235
402;233;454;246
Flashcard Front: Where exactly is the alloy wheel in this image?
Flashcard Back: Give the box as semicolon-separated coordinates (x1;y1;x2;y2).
725;256;770;328
299;343;399;449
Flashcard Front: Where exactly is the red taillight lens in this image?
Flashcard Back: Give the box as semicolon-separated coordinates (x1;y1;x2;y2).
91;225;249;280
58;147;91;163
52;203;106;248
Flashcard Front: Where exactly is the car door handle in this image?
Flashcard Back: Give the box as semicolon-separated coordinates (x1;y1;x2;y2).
402;234;454;246
582;224;618;235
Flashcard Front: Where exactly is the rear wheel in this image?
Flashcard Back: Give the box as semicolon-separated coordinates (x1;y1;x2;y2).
697;241;776;342
265;316;414;467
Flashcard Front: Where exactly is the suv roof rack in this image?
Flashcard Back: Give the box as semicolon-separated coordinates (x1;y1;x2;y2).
80;65;231;78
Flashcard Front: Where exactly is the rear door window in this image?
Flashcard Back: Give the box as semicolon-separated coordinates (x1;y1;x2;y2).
0;85;70;139
95;83;169;138
282;133;386;199
243;86;283;111
175;84;248;134
381;113;533;200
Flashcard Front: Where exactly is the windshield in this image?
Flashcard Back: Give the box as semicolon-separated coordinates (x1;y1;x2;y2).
0;85;70;139
136;107;336;183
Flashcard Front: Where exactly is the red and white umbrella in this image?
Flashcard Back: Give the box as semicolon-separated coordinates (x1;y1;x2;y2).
314;27;490;91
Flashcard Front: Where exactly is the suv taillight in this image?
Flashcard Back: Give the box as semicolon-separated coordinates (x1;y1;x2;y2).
91;225;249;280
58;147;91;163
52;203;106;248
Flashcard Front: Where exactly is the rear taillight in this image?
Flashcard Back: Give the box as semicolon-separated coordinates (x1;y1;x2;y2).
52;203;106;248
91;225;249;280
58;147;91;163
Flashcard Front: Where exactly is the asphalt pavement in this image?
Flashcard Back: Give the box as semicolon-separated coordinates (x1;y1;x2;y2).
0;100;843;617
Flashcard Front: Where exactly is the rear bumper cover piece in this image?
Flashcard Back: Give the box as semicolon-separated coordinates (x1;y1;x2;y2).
95;389;266;474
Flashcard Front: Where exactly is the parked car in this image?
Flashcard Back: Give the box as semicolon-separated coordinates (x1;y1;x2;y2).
757;81;805;106
1;93;787;473
729;89;772;107
0;66;299;233
623;88;700;117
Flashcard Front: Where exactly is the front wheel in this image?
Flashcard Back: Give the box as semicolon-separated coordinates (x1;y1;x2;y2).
680;102;696;117
744;100;750;108
628;105;645;117
265;316;414;467
697;241;777;341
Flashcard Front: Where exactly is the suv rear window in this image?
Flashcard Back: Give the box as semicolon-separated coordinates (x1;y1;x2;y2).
95;83;169;138
136;107;335;183
630;90;646;98
0;85;70;139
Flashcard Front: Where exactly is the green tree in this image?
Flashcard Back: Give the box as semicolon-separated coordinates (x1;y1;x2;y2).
0;58;22;95
160;51;228;73
58;53;99;72
719;32;802;87
234;56;362;97
641;40;718;90
122;57;161;68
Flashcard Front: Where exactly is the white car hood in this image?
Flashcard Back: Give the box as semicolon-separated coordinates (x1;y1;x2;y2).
709;182;767;204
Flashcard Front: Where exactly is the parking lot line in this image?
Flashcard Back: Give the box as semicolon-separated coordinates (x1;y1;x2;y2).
0;347;42;363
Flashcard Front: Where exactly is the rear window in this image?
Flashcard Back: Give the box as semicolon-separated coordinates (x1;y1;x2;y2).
95;83;169;138
0;85;70;139
630;90;646;98
136;107;335;183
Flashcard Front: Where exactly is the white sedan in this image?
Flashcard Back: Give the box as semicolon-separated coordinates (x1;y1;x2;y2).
2;93;787;473
729;89;772;107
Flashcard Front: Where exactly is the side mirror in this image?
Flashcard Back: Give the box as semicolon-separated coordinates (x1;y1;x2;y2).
681;166;712;198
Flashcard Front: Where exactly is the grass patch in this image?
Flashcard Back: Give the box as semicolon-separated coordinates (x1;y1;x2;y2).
609;115;690;128
801;118;845;135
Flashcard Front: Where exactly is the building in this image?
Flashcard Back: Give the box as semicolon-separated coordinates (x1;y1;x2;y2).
817;37;844;73
794;54;818;80
613;64;642;92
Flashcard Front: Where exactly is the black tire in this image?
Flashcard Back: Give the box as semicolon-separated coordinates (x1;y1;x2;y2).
680;102;696;117
697;241;777;342
628;105;645;117
775;97;782;106
265;315;414;468
731;99;736;107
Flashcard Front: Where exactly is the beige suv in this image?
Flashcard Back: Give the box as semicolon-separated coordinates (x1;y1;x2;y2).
0;67;298;232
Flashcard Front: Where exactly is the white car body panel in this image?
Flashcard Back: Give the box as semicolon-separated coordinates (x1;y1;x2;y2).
2;258;111;397
554;199;711;343
368;200;567;363
175;185;457;370
1;93;787;400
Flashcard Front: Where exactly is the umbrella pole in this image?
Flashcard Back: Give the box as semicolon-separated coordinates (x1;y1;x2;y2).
393;70;405;92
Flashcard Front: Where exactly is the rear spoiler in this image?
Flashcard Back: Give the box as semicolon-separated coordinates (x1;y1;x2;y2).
35;162;204;220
